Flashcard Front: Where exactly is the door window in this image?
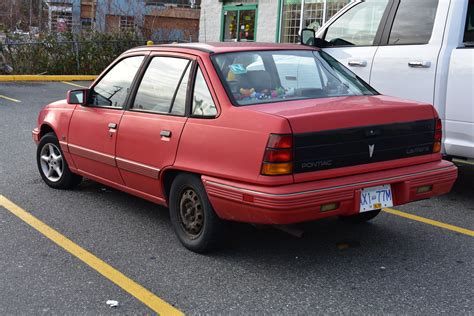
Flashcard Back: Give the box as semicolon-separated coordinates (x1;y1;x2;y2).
388;0;439;45
464;0;474;44
324;0;390;46
192;68;217;117
132;57;191;115
90;56;144;108
222;6;256;42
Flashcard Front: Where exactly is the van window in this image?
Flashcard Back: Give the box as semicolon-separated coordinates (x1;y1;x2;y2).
324;0;390;46
464;0;474;44
388;0;439;45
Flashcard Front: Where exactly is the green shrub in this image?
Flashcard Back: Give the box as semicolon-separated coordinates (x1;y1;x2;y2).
4;32;147;75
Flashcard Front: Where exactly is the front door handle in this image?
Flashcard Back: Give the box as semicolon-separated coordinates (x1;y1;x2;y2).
160;130;172;137
348;60;367;67
108;123;117;137
408;61;431;68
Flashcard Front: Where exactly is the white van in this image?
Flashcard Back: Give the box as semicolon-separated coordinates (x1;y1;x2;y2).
307;0;473;163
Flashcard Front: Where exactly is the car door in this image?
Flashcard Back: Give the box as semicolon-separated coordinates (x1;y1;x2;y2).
115;53;194;199
444;0;474;158
318;0;393;82
68;54;146;184
370;0;449;105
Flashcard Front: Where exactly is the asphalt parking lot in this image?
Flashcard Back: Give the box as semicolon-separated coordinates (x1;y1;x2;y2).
0;81;473;314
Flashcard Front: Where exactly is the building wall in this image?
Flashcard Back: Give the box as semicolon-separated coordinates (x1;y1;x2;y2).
145;7;200;42
198;0;351;43
198;0;278;43
255;0;279;42
198;0;223;42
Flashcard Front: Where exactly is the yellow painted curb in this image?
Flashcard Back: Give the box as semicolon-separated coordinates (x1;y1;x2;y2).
0;75;97;81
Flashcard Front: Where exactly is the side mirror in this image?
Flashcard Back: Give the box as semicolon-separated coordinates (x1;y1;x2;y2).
301;28;316;46
301;28;332;48
67;89;88;105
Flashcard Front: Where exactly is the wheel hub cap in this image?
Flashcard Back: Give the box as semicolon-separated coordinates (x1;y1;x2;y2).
179;189;204;238
39;143;64;182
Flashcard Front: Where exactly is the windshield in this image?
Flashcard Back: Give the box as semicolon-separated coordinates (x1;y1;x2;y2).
212;50;377;106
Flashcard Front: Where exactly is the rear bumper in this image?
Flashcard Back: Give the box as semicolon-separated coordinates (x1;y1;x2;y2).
202;160;457;224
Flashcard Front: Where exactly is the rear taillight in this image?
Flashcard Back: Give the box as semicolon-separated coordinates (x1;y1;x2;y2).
261;134;293;176
433;118;442;153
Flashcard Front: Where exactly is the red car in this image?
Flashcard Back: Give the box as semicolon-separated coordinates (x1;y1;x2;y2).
33;43;457;252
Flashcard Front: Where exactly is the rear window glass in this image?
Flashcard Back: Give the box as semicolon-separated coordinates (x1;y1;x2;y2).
389;0;439;45
212;50;376;106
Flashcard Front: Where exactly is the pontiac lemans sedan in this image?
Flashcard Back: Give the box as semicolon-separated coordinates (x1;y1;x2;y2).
33;43;457;253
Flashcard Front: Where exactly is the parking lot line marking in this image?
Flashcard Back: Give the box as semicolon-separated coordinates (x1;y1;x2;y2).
0;94;21;103
383;208;474;237
61;81;88;88
0;195;183;316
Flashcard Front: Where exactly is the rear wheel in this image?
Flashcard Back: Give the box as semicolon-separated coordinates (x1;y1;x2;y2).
339;209;381;224
169;174;226;253
36;132;82;189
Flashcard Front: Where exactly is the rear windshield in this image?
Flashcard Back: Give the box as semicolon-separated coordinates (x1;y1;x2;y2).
211;50;377;106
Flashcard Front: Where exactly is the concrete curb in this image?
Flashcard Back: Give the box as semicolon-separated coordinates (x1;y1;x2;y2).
0;75;97;81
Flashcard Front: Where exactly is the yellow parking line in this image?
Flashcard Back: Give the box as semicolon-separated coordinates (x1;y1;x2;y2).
0;94;21;103
61;81;88;89
383;208;474;237
0;195;183;315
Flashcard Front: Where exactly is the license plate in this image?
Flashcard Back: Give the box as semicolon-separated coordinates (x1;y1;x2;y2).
360;184;393;213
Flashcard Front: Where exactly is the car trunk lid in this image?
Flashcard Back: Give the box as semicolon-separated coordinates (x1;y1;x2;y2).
248;95;437;182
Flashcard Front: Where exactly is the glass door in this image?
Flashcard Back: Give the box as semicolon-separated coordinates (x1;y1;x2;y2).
222;5;257;42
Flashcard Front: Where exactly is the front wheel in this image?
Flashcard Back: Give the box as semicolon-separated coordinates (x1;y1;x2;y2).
169;174;226;253
36;132;82;189
339;209;381;224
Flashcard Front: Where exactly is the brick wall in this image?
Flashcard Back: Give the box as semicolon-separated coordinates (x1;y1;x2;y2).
144;7;200;42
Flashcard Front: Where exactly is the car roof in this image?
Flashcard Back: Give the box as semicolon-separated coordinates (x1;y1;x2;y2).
129;42;319;55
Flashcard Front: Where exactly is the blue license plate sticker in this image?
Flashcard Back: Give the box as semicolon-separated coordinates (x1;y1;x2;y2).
360;184;393;213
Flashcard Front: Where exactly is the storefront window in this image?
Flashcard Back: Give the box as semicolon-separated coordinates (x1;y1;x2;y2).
280;0;302;44
222;5;257;42
280;0;351;43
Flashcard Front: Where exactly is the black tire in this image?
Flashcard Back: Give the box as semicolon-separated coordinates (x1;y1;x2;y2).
169;173;226;253
339;209;381;224
36;132;82;189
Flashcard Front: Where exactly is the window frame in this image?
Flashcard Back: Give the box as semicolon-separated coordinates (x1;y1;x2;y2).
220;4;258;43
86;52;148;110
321;0;395;47
125;52;197;118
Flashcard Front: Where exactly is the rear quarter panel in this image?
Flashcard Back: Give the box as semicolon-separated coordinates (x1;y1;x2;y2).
174;106;293;186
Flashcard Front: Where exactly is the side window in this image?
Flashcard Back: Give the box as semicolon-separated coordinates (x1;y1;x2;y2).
388;0;439;45
324;0;390;46
90;56;144;108
170;65;191;116
464;0;474;44
192;68;217;117
133;57;190;115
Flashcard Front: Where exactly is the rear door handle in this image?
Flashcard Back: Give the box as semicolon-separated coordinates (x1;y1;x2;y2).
160;130;171;137
108;123;117;129
348;60;367;67
408;61;431;68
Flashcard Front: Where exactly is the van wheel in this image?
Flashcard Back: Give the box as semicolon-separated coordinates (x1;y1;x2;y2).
339;209;381;224
169;174;226;253
36;132;82;189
